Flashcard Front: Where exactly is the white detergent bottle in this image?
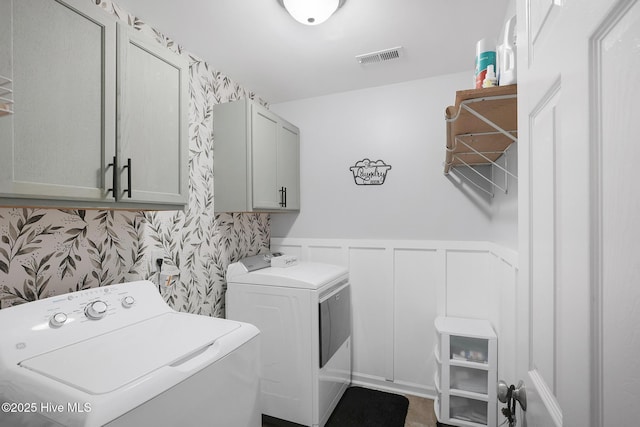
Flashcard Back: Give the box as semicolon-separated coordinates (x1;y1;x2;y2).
497;15;517;86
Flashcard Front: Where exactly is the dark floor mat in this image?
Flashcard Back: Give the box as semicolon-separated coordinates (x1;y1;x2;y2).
325;386;409;427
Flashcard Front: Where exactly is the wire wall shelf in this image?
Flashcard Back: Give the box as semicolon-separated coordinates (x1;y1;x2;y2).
444;85;517;197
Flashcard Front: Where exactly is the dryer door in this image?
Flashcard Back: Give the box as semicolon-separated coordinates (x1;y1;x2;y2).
319;282;351;368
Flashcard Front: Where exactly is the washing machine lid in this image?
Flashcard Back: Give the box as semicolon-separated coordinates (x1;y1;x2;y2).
228;262;348;290
18;312;240;395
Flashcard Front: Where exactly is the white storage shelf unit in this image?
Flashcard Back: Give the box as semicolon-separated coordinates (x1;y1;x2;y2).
434;316;497;427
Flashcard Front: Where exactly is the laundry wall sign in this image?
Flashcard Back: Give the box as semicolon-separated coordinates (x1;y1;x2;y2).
349;158;392;185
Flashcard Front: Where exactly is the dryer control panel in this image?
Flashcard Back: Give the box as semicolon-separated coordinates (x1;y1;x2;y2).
234;252;284;272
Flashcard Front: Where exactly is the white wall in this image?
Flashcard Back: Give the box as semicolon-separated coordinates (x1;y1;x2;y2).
270;71;517;249
489;145;518;248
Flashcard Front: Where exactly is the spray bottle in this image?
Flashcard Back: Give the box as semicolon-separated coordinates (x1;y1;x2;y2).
482;64;498;88
497;15;517;86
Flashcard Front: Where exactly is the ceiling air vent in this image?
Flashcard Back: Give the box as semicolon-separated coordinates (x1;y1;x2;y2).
356;46;404;65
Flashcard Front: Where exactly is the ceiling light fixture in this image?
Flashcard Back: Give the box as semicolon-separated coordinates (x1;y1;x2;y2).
277;0;347;26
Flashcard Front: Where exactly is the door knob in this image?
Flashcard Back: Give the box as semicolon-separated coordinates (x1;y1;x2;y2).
498;379;527;410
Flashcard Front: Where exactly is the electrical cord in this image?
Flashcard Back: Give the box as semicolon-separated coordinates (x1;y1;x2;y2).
156;258;163;292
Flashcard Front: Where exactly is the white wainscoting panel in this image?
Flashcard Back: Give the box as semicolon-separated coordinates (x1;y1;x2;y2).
348;246;394;382
494;252;519;385
308;244;346;267
393;249;440;393
271;238;518;398
445;250;496;323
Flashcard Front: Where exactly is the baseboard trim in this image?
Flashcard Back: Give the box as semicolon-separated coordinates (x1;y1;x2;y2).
351;373;436;400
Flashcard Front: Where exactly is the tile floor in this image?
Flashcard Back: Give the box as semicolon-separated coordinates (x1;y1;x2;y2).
404;394;438;427
262;393;438;427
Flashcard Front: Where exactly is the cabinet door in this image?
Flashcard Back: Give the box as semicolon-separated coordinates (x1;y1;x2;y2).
278;122;300;211
0;0;116;203
0;1;12;117
251;105;280;209
117;24;188;206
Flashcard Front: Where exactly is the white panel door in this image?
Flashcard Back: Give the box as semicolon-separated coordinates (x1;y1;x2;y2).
598;2;640;425
517;0;637;425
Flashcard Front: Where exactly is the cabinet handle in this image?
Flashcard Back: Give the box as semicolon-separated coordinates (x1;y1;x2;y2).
107;156;117;199
123;158;132;198
279;186;287;207
283;187;287;208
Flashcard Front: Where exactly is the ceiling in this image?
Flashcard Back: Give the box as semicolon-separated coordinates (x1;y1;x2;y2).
114;0;511;104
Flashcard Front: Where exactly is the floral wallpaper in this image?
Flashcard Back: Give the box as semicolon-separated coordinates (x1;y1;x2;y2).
0;0;271;316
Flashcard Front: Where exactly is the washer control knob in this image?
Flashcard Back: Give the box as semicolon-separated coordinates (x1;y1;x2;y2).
49;312;68;328
122;296;135;308
85;300;108;320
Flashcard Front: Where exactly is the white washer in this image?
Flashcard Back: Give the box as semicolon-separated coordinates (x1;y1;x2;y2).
0;280;260;427
226;254;351;427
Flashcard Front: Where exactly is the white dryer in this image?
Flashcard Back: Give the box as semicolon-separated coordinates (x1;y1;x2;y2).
0;280;260;427
226;254;351;427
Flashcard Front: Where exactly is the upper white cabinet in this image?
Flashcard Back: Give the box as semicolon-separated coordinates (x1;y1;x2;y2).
116;24;189;206
0;0;188;210
0;0;13;118
0;0;117;204
213;99;300;213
